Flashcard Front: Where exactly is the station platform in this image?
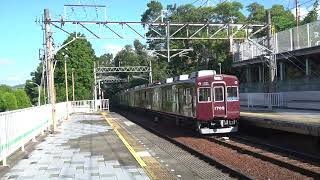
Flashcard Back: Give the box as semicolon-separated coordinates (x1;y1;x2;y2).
1;112;233;180
240;107;320;137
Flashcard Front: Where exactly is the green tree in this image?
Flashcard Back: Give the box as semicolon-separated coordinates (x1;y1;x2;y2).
0;92;5;112
213;1;245;23
302;0;319;25
0;85;16;112
141;1;163;23
114;45;140;66
97;53;113;67
247;2;266;23
270;5;295;31
0;85;14;93
3;92;18;111
54;33;96;102
14;89;32;109
246;3;295;32
25;64;45;105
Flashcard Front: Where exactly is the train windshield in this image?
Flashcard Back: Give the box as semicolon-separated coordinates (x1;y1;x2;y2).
227;87;239;101
198;88;211;102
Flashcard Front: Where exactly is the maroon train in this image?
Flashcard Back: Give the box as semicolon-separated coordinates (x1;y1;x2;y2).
115;70;240;134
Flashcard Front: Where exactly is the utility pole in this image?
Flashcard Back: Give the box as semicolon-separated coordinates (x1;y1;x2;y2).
295;0;300;48
266;10;276;93
149;59;153;83
295;0;299;27
166;21;170;62
44;9;57;132
94;62;97;111
98;80;101;100
72;68;75;101
64;55;69;120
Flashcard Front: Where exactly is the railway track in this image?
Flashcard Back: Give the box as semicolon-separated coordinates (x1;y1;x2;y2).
116;110;252;179
206;135;320;179
116;109;320;179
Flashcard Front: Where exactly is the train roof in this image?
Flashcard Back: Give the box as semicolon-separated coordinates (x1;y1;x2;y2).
120;70;238;93
123;70;221;92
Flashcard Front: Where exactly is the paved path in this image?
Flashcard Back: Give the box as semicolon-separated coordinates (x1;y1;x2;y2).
1;113;149;180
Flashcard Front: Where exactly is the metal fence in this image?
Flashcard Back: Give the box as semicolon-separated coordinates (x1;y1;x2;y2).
242;93;285;109
0;99;110;166
234;20;320;62
0;102;69;166
71;99;109;112
240;79;320;93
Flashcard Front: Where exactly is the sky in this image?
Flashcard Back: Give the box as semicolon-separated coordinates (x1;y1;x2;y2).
0;0;310;86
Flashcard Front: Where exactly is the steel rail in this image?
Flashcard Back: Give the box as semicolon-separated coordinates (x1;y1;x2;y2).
205;135;320;179
116;109;253;180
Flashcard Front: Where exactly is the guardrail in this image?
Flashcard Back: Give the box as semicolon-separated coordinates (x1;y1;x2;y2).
71;99;109;112
0;102;69;166
242;93;286;109
234;20;320;62
0;99;110;166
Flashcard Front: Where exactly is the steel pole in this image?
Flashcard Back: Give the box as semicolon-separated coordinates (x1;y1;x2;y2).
44;9;57;132
94;62;97;111
167;21;170;62
64;57;69;120
38;86;41;106
72;69;75;101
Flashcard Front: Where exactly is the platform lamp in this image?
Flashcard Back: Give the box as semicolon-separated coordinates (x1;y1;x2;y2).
72;68;75;102
62;52;69;120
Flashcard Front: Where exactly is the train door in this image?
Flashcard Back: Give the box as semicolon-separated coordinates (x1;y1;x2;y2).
196;87;212;121
212;83;226;117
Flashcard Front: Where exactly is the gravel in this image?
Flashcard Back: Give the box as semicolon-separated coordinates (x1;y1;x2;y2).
119;110;313;180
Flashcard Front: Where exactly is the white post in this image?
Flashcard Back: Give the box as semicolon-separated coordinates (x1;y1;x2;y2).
258;65;262;82
94;62;97;111
306;58;310;76
307;23;310;47
98;80;102;111
275;33;278;53
279;62;284;81
2;155;6;166
38;86;41;106
290;29;293;51
1;137;7;166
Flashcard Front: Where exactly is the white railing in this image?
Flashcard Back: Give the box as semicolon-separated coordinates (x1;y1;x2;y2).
0;102;69;166
100;99;109;111
264;93;285;109
71;100;95;113
242;93;285;109
234;20;320;62
71;99;109;112
0;99;110;166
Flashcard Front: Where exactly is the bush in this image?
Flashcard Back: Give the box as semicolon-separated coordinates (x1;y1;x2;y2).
3;92;18;111
14;89;32;109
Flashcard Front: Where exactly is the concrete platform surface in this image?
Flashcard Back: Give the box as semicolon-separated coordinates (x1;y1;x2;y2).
1;113;149;180
241;107;320;136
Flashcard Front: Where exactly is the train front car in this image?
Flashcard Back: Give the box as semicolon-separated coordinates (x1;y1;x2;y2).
195;71;240;134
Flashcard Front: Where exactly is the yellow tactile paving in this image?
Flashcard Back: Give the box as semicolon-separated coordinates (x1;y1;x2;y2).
102;112;175;180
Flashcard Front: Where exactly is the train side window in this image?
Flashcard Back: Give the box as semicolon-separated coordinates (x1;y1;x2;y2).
214;87;224;102
227;87;238;101
198;88;211;102
186;88;192;104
